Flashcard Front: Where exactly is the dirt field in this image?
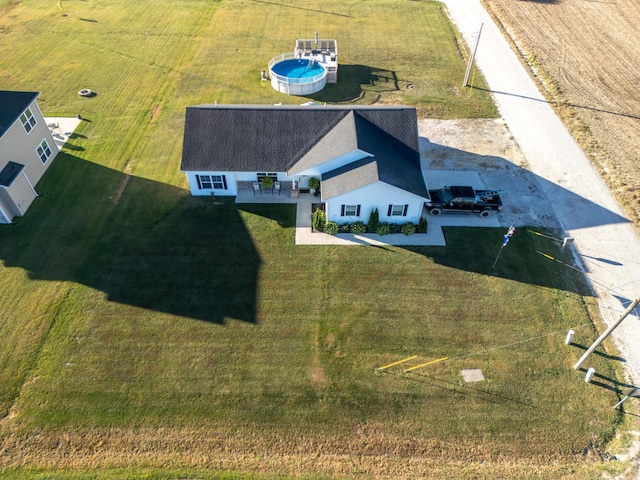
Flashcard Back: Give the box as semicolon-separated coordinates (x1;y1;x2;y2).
481;0;640;225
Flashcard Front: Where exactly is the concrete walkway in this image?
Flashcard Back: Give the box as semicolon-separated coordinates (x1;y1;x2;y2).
238;185;502;247
293;193;498;246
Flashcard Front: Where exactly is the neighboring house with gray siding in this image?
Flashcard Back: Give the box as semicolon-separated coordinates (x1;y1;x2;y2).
0;91;59;223
180;104;429;224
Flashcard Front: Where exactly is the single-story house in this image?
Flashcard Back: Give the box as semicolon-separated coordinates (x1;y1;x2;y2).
180;104;429;224
0;91;60;223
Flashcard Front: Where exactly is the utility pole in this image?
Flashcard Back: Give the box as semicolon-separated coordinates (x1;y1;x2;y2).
463;23;483;87
574;297;640;370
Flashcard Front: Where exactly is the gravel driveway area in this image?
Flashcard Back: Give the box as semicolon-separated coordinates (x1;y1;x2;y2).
420;118;560;230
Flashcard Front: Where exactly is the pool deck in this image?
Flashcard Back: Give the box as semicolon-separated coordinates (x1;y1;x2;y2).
294;38;337;83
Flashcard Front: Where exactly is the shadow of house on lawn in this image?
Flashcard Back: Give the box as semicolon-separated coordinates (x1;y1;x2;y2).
237;203;296;229
0;154;260;325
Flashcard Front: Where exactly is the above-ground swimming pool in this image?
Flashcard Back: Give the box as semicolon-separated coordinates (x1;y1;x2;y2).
272;59;325;79
268;55;327;95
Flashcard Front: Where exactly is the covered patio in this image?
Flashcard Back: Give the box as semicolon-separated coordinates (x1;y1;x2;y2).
234;181;302;204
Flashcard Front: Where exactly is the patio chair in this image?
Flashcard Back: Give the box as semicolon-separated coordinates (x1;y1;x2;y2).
273;182;281;195
253;182;261;195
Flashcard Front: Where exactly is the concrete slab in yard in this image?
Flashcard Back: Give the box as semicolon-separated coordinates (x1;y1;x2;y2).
461;369;485;383
45;117;83;149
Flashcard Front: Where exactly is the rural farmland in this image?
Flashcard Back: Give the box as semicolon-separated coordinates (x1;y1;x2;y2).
483;0;640;227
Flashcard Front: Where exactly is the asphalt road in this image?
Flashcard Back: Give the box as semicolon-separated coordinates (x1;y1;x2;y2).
440;0;640;388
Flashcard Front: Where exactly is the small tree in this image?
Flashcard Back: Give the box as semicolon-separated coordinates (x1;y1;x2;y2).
307;177;320;192
260;176;274;190
417;216;428;233
312;208;325;232
367;208;379;233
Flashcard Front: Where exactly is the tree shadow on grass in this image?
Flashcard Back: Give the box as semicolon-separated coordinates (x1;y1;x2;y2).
0;154;261;324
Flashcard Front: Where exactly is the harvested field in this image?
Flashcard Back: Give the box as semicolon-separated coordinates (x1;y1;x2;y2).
482;0;640;226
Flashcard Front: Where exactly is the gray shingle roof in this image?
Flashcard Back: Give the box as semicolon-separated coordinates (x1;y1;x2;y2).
321;113;428;200
180;104;426;198
181;105;350;172
288;112;359;175
321;158;379;199
0;91;39;139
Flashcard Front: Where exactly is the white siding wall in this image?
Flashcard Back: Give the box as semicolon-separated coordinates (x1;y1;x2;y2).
0;204;10;224
185;171;296;196
186;172;238;196
0;100;59;187
325;182;426;224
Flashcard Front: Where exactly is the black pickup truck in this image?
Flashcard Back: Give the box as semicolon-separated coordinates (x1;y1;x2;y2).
425;185;504;218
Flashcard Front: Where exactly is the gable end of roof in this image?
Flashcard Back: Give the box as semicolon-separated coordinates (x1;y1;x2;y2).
0;91;39;139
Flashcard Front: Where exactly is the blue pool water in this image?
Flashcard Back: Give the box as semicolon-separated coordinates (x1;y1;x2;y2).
271;59;325;79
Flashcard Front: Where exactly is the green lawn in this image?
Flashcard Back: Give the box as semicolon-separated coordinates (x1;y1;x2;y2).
0;0;630;478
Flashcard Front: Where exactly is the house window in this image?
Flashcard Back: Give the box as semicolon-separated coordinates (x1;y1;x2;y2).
257;172;277;182
196;174;227;190
341;205;360;216
199;175;213;189
211;175;226;189
36;139;52;164
20;108;37;134
388;204;408;216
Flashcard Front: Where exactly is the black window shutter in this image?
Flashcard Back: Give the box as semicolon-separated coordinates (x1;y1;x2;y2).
387;205;392;216
341;205;345;216
196;175;202;189
222;175;227;189
356;205;361;216
403;204;408;216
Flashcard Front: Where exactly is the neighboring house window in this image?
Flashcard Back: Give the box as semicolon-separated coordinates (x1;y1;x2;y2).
388;204;408;216
36;139;52;164
341;205;360;216
196;174;227;190
20;108;37;134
